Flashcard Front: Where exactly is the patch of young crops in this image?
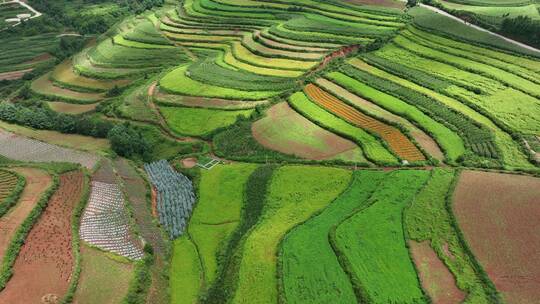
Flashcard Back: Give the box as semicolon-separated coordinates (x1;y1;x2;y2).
407;27;540;74
0;170;19;204
304;83;425;162
280;170;387;304
333;170;430;303
0;130;98;168
289;92;398;165
408;6;540;58
161;106;253;137
144;160;196;239
122;19;173;46
362;47;540;136
349;59;533;169
232;166;352;304
326;72;465;161
405;169;492;303
80;181;144;260
283;14;397;39
243;32;325;61
187;58;296;91
268;23;371;45
401;29;540;85
0;34;57;73
392;34;540;98
340;63;499;159
160;65;279;100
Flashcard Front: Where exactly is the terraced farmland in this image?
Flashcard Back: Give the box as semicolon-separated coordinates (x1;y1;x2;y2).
0;0;538;303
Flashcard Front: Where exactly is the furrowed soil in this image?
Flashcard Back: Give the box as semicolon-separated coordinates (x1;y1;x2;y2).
47;101;98;115
252;102;362;161
410;241;466;304
0;171;84;303
453;170;540;304
0;168;52;263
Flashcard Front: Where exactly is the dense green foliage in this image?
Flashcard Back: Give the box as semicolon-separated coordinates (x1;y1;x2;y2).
339;64;499;161
203;165;276;303
0;170;25;218
232;166;352;304
333;170;430;303
279;170;386;304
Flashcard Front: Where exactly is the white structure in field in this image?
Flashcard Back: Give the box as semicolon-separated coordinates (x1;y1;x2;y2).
80;181;144;260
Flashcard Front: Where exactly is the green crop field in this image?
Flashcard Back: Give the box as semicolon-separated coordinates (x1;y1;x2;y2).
0;0;538;303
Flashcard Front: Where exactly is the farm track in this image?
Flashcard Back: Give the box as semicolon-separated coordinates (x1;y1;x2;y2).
304;84;425;162
0;168;52;267
0;171;83;303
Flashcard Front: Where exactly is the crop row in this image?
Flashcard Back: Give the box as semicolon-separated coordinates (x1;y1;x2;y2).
288;92;398;165
304;84;425;162
144;160;196;239
340;63;498;159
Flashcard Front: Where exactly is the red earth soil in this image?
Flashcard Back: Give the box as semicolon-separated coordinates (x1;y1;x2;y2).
181;157;197;169
252;102;359;160
0;69;33;81
0;171;84;303
453;170;540;304
0;168;52;261
24;53;53;65
410;241;466;304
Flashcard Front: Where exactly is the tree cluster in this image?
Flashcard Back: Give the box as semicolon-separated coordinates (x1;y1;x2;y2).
501;16;540;49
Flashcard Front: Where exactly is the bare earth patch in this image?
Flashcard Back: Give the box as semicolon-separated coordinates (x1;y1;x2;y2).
453;170;540;304
0;69;33;81
181;157;197;169
47;102;98;115
0;168;52;266
0;171;84;303
410;241;466;304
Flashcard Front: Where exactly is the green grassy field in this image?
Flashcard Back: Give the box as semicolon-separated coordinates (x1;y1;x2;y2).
279;170;387;304
170;164;257;301
161;106;253;137
232;166;352;304
333;170;430;303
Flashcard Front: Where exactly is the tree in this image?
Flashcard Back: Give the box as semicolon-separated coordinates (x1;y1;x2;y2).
108;123;150;159
406;0;417;7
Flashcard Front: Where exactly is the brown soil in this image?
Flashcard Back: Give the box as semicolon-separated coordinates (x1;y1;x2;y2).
252;102;359;160
181;157;197;169
151;187;158;218
316;78;444;161
0;69;33;81
0;168;52;261
0;171;83;303
410;241;466;304
92;159;116;184
24;53;53;65
453;170;540;304
342;0;405;9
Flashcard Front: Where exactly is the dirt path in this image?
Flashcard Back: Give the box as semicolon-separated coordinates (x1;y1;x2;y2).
419;4;540;55
0;69;33;81
0;171;84;304
0;168;52;264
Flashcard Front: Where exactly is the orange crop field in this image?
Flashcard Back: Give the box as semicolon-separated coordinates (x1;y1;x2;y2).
304;84;425;162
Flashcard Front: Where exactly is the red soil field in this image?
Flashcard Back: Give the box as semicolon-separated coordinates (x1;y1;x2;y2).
0;171;84;303
252;102;360;160
0;168;52;261
304;84;425;162
0;69;33;81
181;157;198;169
453;170;540;304
410;241;466;304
